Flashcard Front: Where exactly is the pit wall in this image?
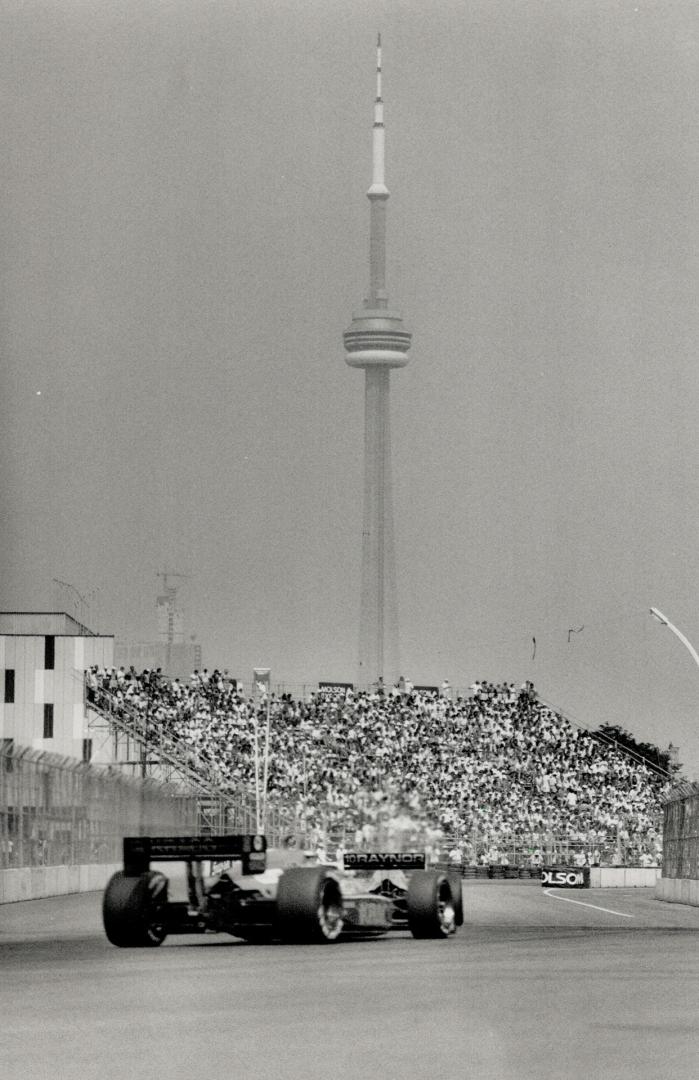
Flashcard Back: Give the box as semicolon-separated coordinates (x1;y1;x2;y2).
655;876;699;907
0;863;120;904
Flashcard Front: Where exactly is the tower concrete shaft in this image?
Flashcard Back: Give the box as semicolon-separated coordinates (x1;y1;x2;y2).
359;366;398;685
343;36;411;687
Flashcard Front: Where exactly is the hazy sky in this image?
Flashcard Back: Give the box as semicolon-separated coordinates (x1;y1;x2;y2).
2;1;698;775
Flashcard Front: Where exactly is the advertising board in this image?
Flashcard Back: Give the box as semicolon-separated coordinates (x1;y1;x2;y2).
317;682;354;701
541;866;590;889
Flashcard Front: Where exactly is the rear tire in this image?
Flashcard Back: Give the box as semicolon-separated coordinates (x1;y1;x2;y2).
276;867;344;943
103;870;168;948
407;871;456;939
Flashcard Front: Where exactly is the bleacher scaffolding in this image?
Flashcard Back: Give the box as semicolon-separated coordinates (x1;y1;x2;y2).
85;689;295;841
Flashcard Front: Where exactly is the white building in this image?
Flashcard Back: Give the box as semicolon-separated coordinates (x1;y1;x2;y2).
0;612;113;762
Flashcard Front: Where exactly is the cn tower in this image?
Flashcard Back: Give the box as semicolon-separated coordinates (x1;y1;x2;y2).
343;35;412;687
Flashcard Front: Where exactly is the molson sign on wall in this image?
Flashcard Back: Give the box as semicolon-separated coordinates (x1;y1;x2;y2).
541;866;591;888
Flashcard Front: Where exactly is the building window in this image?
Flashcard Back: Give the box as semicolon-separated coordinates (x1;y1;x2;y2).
43;703;54;739
3;669;14;704
82;738;92;764
44;636;55;670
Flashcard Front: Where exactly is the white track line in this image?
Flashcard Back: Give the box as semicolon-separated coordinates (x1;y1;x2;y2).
543;888;634;918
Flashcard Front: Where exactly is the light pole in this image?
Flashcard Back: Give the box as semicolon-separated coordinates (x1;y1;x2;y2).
252;668;272;833
649;608;699;670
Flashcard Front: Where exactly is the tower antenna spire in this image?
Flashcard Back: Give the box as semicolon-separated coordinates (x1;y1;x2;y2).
369;31;388;209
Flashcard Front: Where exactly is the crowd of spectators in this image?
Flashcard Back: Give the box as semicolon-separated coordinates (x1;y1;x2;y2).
88;667;668;865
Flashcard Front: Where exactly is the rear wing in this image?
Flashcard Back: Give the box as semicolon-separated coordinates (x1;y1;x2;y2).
343;852;426;871
123;834;266;876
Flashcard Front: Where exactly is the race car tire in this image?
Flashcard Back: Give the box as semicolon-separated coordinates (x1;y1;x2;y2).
406;871;456;939
446;871;464;926
103;870;168;948
276;867;344;944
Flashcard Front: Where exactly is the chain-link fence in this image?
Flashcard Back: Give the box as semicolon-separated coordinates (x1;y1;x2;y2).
0;742;199;870
662;784;699;880
312;812;662;869
440;828;662;869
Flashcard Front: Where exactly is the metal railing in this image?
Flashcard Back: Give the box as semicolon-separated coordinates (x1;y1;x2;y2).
88;686;238;818
86;688;299;846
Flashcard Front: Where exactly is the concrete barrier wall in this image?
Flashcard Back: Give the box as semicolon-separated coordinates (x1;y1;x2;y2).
0;863;121;904
655;876;699;907
0;861;665;904
589;867;661;888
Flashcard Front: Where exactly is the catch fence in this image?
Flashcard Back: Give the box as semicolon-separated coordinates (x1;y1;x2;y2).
662;783;699;880
314;816;662;869
0;742;198;870
0;742;303;871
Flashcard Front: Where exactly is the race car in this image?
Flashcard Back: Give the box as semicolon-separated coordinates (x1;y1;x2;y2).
102;834;463;946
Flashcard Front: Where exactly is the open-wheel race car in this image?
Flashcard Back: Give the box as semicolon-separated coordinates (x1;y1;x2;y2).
102;834;463;946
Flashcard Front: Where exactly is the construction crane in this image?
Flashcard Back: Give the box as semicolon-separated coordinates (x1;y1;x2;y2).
156;570;190;670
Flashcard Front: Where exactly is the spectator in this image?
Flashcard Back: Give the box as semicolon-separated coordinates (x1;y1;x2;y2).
89;671;668;864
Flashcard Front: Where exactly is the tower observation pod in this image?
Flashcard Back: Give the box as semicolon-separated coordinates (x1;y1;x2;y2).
343;35;412;688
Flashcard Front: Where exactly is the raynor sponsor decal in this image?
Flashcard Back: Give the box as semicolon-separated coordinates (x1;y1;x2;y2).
343;852;426;870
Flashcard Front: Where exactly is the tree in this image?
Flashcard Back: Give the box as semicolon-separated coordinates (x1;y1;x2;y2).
593;724;681;776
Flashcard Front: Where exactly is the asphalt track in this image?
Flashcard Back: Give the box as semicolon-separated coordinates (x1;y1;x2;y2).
2;882;698;1080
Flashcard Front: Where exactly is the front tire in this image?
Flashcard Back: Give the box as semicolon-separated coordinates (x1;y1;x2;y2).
407;871;456;939
103;870;168;948
276;867;344;943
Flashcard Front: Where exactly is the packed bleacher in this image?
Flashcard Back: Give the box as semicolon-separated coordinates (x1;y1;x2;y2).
87;667;668;866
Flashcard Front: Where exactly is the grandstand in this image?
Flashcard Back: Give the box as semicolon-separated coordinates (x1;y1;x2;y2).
86;677;294;841
87;667;670;867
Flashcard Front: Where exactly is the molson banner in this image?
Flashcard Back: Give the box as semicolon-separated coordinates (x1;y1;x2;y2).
541;866;590;889
318;681;354;701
